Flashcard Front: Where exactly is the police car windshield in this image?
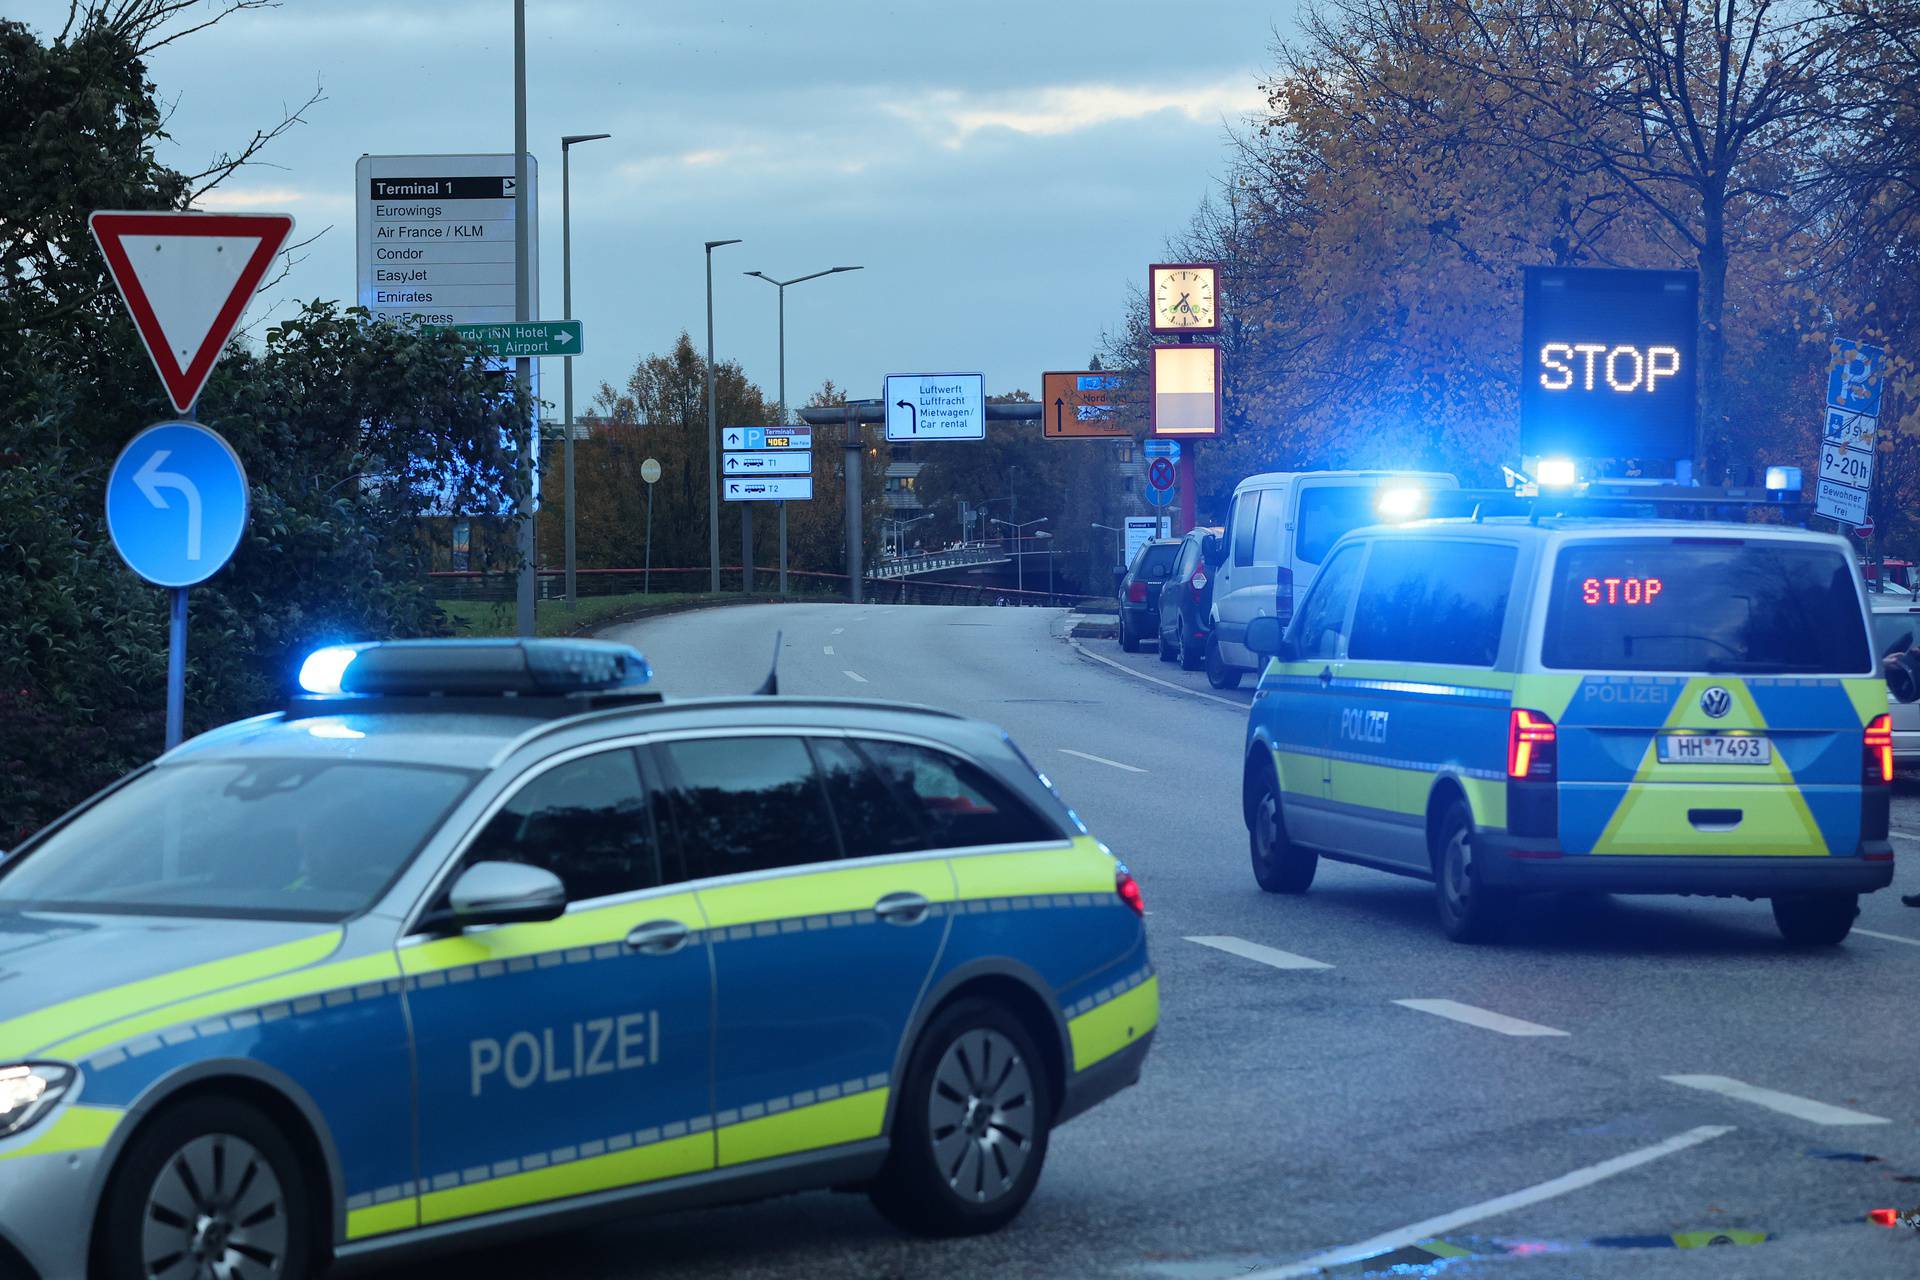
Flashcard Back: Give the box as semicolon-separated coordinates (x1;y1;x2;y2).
1;759;475;922
1542;539;1872;674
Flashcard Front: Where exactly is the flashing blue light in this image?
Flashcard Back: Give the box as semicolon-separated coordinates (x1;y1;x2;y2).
298;646;362;695
1765;465;1802;493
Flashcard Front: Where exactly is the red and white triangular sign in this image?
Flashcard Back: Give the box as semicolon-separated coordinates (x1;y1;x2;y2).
89;211;294;414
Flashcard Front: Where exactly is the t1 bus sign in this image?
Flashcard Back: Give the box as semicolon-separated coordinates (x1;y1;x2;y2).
1520;267;1698;463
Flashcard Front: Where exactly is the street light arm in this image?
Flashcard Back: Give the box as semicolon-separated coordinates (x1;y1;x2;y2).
562;132;613;148
746;265;865;288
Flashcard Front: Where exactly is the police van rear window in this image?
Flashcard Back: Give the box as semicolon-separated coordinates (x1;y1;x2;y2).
1542;539;1871;674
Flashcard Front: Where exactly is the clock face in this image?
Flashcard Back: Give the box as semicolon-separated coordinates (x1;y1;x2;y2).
1153;265;1217;331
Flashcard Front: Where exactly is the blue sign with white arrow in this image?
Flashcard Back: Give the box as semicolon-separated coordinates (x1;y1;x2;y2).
106;421;250;588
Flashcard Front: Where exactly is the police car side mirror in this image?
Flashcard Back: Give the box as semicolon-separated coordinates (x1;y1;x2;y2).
1889;650;1920;705
1245;615;1291;660
445;861;567;928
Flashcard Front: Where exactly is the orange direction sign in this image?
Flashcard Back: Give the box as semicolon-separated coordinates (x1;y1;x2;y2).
1043;371;1130;439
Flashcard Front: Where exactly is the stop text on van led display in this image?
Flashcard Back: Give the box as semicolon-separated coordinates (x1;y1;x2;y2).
1582;576;1665;606
1537;343;1682;394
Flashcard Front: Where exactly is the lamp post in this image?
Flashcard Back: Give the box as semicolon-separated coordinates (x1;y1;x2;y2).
992;516;1049;597
704;238;741;593
745;266;861;595
512;0;534;637
559;131;611;610
1092;521;1125;580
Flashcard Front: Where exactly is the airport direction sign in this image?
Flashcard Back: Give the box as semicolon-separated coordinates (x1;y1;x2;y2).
452;320;582;358
722;426;812;451
356;154;537;330
1143;440;1180;460
723;451;811;476
106;421;251;588
885;373;986;442
724;476;813;502
1042;371;1129;439
89;211;294;415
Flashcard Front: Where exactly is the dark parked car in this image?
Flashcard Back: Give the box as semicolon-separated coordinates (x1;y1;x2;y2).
1158;526;1223;670
1117;538;1180;652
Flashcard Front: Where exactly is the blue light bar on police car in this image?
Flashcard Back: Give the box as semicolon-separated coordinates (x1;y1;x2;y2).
1765;466;1802;493
298;639;651;697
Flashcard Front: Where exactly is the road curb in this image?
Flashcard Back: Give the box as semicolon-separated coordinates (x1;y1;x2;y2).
1068;639;1250;710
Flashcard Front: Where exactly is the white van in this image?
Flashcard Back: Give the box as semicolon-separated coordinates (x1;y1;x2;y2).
1204;471;1458;688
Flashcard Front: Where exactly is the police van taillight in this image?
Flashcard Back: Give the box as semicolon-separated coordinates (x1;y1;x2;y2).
1507;709;1557;780
1865;714;1894;785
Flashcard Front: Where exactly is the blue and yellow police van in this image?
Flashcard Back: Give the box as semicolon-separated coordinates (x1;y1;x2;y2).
0;640;1155;1278
1239;493;1901;943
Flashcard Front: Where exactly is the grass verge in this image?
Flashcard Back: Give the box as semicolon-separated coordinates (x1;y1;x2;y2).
437;592;727;638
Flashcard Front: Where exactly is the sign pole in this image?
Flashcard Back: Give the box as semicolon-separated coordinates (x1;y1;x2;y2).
165;588;187;750
742;499;754;596
512;0;536;638
777;286;788;597
1176;449;1197;535
645;478;655;596
845;402;864;604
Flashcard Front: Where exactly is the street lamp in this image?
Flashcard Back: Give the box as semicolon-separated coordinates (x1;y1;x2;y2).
744;266;861;595
559;131;612;610
991;515;1049;596
885;510;934;557
704;238;742;593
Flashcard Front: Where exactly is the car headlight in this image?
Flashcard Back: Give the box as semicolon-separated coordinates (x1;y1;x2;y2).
0;1064;74;1139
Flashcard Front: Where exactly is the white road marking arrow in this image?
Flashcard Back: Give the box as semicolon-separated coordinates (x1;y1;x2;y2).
133;449;204;560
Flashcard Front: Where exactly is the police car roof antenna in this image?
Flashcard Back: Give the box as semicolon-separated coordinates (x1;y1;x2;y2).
753;631;782;696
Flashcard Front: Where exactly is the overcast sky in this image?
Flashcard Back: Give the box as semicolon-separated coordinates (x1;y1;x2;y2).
24;1;1290;414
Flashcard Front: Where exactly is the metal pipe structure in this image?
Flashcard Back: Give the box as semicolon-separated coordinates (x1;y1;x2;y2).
560;132;611;610
703;239;742;593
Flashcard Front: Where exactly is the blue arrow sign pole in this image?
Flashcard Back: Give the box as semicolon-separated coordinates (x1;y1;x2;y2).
166;589;187;749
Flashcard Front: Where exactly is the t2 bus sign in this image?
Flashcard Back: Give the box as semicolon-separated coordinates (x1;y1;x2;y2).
1520;267;1698;463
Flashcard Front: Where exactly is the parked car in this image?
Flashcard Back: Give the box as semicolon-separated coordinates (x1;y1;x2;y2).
1158;527;1224;670
1869;584;1920;764
1206;471;1458;689
1117;539;1180;653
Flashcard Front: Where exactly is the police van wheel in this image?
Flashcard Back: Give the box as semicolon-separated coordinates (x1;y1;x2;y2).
1434;801;1508;943
99;1096;315;1280
1206;638;1242;690
1771;893;1858;946
1249;765;1315;893
870;998;1052;1238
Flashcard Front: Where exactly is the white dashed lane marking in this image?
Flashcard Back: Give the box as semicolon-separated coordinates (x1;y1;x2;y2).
1394;998;1570;1037
824;645;835;655
1243;1125;1734;1279
1058;748;1147;774
1856;927;1920;947
1662;1075;1890;1126
1185;936;1332;971
842;670;868;683
832;627;844;634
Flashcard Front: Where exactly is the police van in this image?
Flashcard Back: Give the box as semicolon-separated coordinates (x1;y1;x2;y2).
1239;502;1902;944
0;640;1155;1278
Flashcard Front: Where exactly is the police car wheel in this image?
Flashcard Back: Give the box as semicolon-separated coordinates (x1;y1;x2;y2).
870;998;1051;1237
99;1097;314;1280
1434;800;1508;943
1206;637;1242;690
1248;765;1315;893
1771;893;1858;946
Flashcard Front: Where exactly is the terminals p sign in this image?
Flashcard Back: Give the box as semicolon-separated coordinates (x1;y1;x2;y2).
1520;267;1698;463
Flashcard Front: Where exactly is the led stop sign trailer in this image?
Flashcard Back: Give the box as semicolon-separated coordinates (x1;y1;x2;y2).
1520;267;1698;468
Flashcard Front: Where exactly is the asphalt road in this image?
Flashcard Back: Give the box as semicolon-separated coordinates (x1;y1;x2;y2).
426;602;1920;1279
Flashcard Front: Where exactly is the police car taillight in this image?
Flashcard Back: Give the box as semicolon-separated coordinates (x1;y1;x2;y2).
1508;709;1557;780
1865;714;1894;785
1116;867;1145;916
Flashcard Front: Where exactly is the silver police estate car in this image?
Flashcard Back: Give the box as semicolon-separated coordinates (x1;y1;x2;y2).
0;640;1156;1279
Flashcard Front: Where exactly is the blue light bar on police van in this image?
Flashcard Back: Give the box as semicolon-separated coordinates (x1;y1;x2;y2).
1765;465;1802;493
1535;457;1579;489
1376;487;1427;521
297;639;651;698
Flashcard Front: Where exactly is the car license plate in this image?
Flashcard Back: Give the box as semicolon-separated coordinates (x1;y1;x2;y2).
1658;734;1772;764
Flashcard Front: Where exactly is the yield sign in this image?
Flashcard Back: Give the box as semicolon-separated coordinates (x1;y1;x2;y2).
89;211;295;414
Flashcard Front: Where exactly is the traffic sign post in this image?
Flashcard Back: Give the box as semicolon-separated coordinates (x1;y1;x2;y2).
106;422;251;749
89;212;295;415
1815;338;1887;531
885;373;986;441
641;457;661;596
451;320;583;358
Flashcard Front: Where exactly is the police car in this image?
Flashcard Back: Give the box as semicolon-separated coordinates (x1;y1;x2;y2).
0;640;1155;1279
1239;497;1903;944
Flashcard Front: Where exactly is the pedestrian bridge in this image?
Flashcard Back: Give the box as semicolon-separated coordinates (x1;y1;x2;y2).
869;545;1010;580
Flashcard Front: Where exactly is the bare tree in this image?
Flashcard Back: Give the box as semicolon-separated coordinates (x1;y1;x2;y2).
1321;0;1883;476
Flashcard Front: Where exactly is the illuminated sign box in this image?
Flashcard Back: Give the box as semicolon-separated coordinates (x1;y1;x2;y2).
1151;344;1221;438
1520;267;1698;462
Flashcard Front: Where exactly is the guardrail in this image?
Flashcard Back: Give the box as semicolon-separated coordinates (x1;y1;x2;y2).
426;566;1097;610
870;545;1009;579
